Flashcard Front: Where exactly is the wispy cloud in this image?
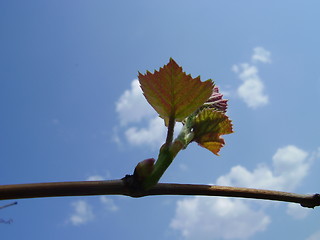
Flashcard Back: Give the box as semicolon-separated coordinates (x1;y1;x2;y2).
252;47;272;63
67;196;119;225
86;171;111;181
68;200;94;226
85;176;119;212
100;196;119;212
51;118;60;125
170;145;316;240
86;175;104;181
233;47;270;109
306;231;320;240
286;203;311;219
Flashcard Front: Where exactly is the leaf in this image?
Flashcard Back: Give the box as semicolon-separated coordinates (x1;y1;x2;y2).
192;109;233;155
138;58;214;125
202;86;228;113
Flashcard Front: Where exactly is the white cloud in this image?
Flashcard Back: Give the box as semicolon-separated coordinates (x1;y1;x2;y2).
68;200;94;226
233;63;269;109
217;145;310;191
125;117;166;147
115;79;155;126
115;80;184;148
100;196;119;212
252;47;271;63
114;79;166;148
232;47;271;109
86;175;104;181
286;203;311;219
112;127;121;145
86;171;111;181
272;145;309;191
171;145;314;239
306;231;320;240
170;197;270;240
124;118;182;148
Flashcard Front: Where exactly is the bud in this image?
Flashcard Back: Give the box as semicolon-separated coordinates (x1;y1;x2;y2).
133;158;155;183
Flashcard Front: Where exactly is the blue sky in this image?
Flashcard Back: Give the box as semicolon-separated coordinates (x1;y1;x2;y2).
1;1;320;239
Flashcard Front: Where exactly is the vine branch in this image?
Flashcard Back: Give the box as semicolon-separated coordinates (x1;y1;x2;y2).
0;180;319;208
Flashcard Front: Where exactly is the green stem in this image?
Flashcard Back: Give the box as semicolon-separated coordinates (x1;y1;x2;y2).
143;144;174;190
142;117;195;190
143;116;175;190
165;116;175;147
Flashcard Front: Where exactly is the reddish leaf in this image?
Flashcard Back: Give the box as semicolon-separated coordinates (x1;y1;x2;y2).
138;58;214;125
192;109;233;155
202;86;228;113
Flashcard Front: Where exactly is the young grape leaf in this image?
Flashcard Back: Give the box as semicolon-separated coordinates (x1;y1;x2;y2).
192;109;233;155
202;86;228;113
138;58;214;125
